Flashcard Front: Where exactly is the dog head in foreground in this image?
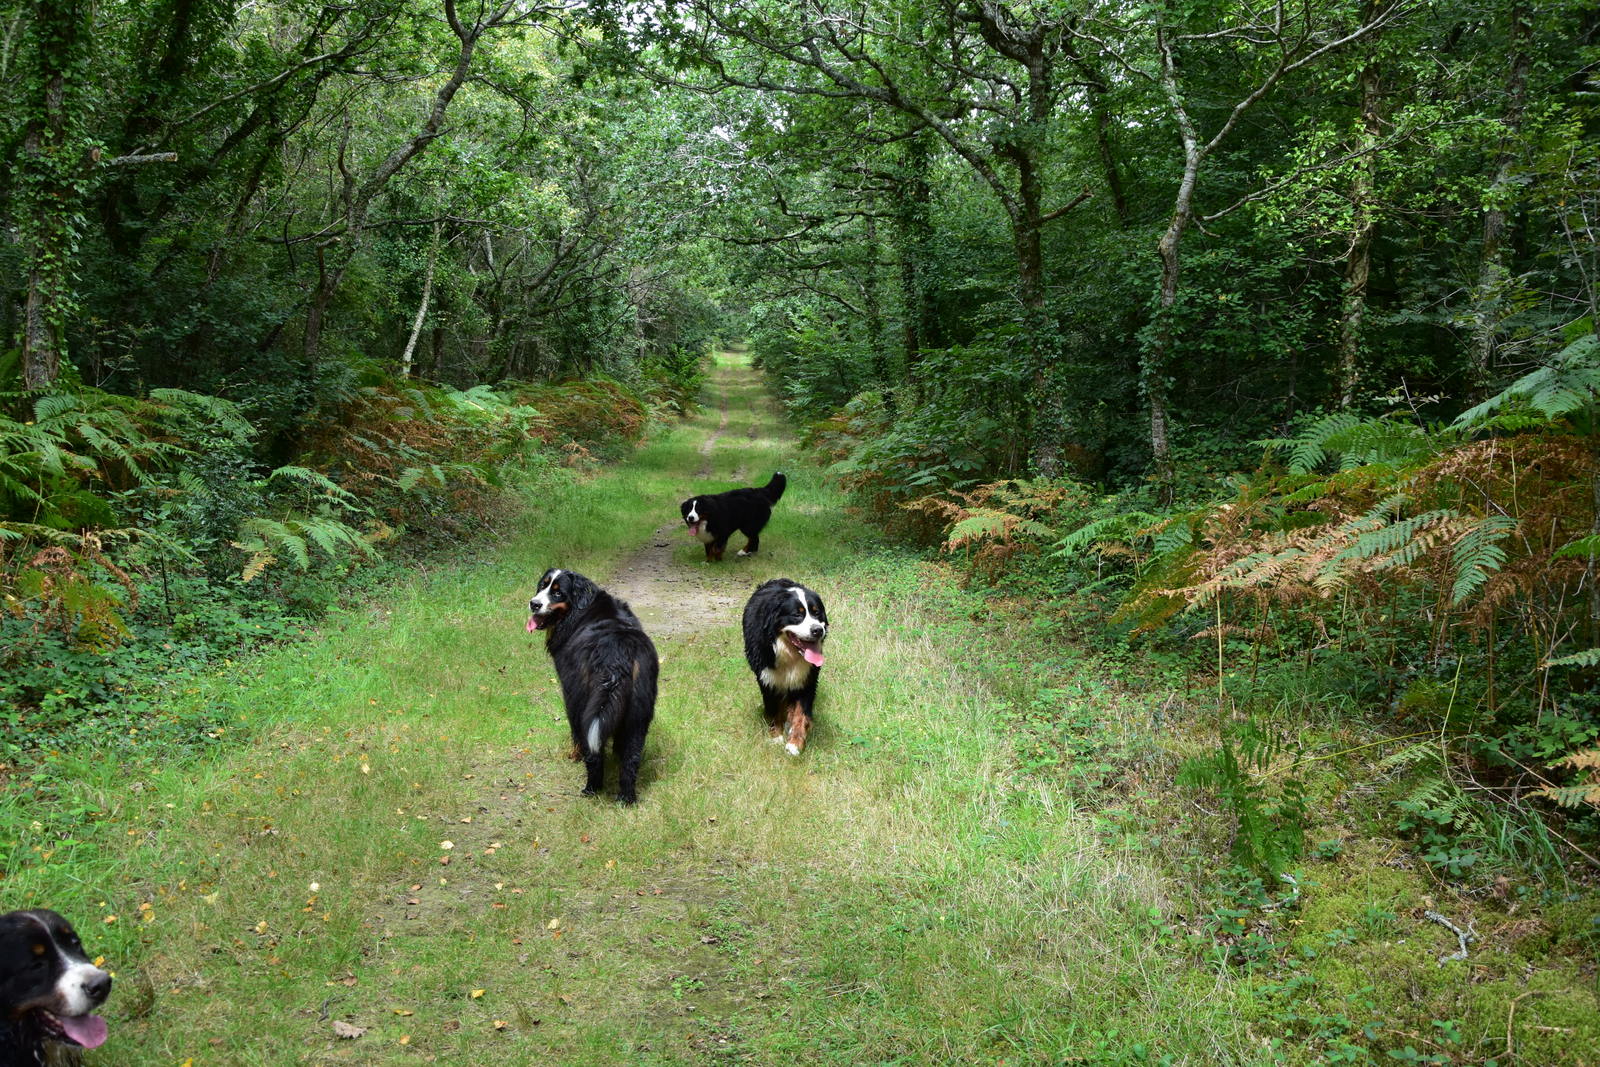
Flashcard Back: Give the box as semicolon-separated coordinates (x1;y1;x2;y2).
0;909;112;1064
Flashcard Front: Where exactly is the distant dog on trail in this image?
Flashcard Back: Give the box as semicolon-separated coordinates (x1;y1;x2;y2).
527;568;658;804
742;578;828;756
680;472;786;561
0;909;112;1066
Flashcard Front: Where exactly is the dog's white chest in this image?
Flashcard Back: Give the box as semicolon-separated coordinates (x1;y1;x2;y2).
761;639;813;692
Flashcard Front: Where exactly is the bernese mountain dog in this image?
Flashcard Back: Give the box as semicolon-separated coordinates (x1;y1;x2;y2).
528;568;658;804
680;472;787;561
742;578;829;756
0;909;111;1066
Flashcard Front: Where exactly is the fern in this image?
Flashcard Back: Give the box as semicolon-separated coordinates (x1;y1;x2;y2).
1053;510;1163;560
266;465;361;508
1450;515;1516;604
1264;413;1446;474
1178;719;1307;876
233;514;378;581
1530;749;1600;810
1455;333;1600;428
1553;534;1600;560
1545;647;1600;669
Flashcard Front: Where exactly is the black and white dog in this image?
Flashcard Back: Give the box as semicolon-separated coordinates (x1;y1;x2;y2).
528;568;658;804
680;472;787;562
0;910;111;1066
742;578;829;756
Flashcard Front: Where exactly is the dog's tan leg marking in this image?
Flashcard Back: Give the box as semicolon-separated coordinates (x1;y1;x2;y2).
568;742;583;762
784;703;809;757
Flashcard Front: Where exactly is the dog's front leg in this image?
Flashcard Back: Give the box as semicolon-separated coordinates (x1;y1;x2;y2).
783;702;810;756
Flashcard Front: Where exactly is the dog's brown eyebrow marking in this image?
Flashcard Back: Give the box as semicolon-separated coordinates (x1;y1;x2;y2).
31;942;45;955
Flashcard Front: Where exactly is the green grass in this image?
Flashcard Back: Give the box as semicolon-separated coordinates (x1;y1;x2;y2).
3;353;1596;1066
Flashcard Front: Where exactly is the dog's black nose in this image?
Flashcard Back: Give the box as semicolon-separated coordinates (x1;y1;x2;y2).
806;625;825;640
84;971;112;1003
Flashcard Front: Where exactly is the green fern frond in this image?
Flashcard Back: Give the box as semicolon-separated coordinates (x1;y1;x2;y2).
267;465;360;507
1553;534;1600;560
1450;515;1516;604
1546;647;1600;669
1455;334;1600;428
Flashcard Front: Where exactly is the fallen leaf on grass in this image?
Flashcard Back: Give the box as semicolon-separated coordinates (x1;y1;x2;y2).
331;1021;365;1039
470;989;485;999
492;1020;508;1030
392;1009;414;1017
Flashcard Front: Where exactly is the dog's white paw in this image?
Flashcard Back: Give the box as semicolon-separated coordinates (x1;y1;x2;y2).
767;734;784;744
785;742;800;756
737;549;751;557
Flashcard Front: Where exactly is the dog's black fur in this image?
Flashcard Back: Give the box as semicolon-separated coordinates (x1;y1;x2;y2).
528;568;658;804
0;910;111;1067
742;578;829;756
680;472;787;561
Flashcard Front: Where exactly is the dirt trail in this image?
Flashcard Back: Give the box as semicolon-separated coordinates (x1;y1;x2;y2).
606;360;763;640
352;355;801;1061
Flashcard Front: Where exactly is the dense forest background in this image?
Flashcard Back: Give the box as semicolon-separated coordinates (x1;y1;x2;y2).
4;0;1599;878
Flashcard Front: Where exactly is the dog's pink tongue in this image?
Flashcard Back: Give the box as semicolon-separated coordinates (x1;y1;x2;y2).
687;522;701;536
801;646;825;666
60;1015;108;1049
526;616;538;633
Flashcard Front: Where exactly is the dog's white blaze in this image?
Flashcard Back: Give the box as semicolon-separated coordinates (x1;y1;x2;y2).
55;959;109;1015
785;742;800;756
686;501;699;522
778;587;826;646
530;569;562;612
763;586;826;690
586;720;601;755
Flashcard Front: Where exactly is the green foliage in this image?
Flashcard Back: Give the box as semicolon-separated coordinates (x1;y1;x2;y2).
1455;334;1600;430
1178;720;1309;877
0;361;623;744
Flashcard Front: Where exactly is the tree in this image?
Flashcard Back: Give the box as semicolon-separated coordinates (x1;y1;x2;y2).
597;0;1094;472
1075;0;1416;501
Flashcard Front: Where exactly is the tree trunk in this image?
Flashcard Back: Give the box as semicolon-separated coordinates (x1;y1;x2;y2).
861;206;888;387
1147;210;1187;505
1469;1;1531;393
18;0;85;389
400;222;442;378
1338;40;1383;409
1145;29;1205;507
895;130;937;395
1012;160;1059;477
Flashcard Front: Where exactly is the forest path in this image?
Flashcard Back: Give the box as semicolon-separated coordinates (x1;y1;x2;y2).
112;353;1222;1065
605;357;770;640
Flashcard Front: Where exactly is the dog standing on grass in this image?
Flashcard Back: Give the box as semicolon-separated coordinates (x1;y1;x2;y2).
528;568;658;804
742;578;829;755
680;472;787;561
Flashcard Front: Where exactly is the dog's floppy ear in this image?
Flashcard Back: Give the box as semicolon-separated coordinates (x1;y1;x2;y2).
563;571;600;612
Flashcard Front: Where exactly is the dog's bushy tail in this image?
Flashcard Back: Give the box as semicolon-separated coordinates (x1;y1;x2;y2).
763;471;787;505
